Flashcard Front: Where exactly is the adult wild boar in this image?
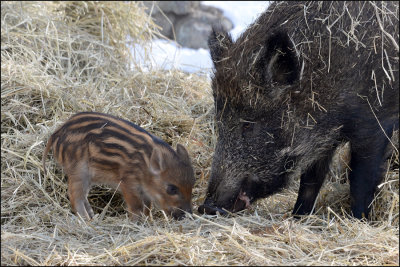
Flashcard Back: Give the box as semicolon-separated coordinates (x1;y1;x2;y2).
198;1;399;219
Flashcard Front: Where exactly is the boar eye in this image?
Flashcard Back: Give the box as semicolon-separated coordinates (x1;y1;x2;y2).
242;122;254;134
166;184;179;195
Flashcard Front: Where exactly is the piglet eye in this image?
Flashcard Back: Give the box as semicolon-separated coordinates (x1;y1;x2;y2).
166;184;178;195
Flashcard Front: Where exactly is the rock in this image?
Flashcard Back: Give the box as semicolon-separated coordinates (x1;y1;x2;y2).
197;6;233;31
199;4;223;17
175;10;233;49
175;16;211;49
157;1;200;15
142;1;161;15
143;1;234;49
152;12;176;39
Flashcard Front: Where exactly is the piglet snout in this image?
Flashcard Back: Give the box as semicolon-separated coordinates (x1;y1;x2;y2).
171;207;192;220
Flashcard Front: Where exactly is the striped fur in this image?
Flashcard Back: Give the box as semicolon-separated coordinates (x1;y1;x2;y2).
43;112;195;220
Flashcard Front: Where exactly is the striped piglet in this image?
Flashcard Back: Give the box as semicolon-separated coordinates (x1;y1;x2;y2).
43;112;195;220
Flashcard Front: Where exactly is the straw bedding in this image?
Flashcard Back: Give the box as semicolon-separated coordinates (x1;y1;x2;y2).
1;1;398;265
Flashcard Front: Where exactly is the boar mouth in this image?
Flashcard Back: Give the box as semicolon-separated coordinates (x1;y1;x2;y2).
198;203;228;215
232;188;252;212
198;188;253;215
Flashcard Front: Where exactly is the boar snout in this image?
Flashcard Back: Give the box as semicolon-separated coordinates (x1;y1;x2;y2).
198;202;228;215
199;172;257;215
198;194;248;215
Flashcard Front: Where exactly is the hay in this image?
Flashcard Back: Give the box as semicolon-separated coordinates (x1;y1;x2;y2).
1;1;398;265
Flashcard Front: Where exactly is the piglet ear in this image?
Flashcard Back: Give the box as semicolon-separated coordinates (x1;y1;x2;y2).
149;147;165;175
208;26;233;65
176;144;190;164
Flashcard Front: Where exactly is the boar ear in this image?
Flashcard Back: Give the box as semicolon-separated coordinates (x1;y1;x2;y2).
208;26;233;65
263;31;299;85
149;147;165;175
176;144;190;163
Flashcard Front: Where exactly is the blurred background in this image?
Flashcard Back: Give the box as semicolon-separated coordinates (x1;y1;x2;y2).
134;1;271;74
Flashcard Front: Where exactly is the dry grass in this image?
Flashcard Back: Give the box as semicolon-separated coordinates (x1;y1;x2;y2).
1;1;399;265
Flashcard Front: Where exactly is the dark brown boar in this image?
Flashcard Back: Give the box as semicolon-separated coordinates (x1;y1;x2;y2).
198;1;399;219
43;112;195;221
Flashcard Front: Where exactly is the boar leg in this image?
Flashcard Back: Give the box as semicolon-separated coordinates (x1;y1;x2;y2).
348;135;389;219
293;151;335;216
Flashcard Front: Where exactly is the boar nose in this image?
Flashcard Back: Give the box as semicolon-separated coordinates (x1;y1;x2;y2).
198;203;228;215
198;197;228;215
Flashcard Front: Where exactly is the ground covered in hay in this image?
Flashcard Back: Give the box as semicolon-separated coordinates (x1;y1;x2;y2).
1;1;399;265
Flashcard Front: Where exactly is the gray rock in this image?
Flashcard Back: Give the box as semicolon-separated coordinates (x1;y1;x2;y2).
152;12;176;39
175;9;233;49
157;1;200;15
199;4;223;17
142;1;161;15
175;16;212;49
143;1;234;49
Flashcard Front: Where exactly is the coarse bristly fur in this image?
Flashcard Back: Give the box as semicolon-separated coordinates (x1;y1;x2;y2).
43;112;196;220
199;1;399;219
